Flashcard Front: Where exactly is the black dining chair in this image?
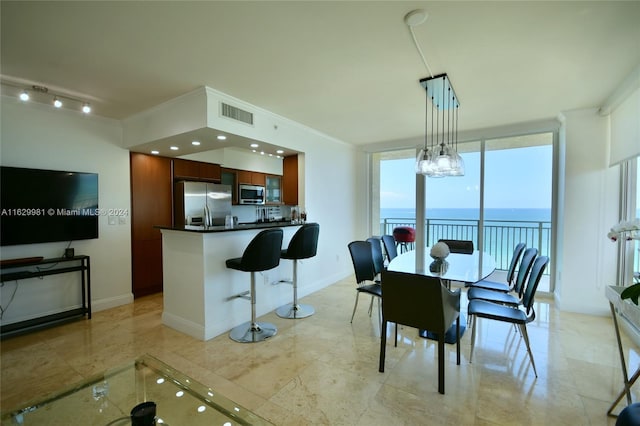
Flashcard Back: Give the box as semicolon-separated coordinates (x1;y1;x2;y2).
438;239;474;254
366;237;385;282
467;247;537;306
381;234;398;263
468;243;526;293
348;241;382;325
468;255;549;378
379;269;461;394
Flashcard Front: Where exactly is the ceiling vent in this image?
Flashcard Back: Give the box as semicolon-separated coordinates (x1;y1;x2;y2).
221;102;254;125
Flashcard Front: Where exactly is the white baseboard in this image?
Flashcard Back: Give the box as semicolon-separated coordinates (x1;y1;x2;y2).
162;311;206;340
92;293;134;313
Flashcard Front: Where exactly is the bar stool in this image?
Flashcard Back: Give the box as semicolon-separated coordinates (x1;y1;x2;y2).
276;223;320;319
226;228;283;343
393;226;415;253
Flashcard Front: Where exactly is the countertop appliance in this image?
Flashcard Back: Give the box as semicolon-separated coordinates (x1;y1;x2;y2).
175;181;232;227
239;184;265;205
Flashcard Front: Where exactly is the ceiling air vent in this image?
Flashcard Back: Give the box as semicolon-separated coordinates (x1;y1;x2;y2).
221;102;254;125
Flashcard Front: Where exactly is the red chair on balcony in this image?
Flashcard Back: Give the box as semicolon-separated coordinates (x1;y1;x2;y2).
392;226;415;254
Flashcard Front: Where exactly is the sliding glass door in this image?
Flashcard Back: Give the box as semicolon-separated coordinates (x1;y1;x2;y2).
373;131;555;292
484;134;553;291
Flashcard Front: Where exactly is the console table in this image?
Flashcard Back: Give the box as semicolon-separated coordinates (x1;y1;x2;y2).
606;285;640;417
0;255;91;339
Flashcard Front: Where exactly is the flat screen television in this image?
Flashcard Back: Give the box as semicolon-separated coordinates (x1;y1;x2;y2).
1;166;99;246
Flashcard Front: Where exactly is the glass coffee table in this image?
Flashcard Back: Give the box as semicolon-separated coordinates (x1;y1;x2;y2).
0;354;274;425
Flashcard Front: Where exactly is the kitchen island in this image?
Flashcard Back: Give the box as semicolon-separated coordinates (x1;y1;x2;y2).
157;222;302;340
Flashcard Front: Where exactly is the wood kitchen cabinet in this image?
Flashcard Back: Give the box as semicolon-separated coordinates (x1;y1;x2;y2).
130;152;173;297
283;154;298;206
237;170;265;186
173;158;221;182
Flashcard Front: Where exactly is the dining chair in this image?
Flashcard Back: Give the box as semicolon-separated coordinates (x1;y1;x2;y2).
381;234;398;263
379;269;461;394
468;243;526;293
466;246;537;306
348;241;382;325
366;237;385;282
437;239;475;288
468;255;549;378
438;239;474;254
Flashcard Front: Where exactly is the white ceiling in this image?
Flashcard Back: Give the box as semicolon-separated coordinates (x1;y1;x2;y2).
2;1;639;150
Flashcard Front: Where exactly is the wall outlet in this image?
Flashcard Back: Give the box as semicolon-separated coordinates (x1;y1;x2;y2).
108;216;116;225
118;216;127;225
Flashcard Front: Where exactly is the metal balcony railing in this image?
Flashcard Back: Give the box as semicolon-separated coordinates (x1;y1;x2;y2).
380;217;552;274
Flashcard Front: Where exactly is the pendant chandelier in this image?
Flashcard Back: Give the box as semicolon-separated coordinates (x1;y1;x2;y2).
415;74;464;177
405;9;465;177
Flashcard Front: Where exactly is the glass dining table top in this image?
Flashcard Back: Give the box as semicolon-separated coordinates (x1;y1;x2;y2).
0;354;274;426
387;249;496;284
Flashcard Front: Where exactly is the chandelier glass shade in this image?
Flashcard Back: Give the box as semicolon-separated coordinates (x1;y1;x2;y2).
415;74;465;177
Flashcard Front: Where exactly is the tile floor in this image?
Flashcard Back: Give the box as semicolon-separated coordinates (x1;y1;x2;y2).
1;276;638;425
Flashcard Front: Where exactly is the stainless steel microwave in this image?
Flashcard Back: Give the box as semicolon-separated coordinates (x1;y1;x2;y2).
239;184;265;205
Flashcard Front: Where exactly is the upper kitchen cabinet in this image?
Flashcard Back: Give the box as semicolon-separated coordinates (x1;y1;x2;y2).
237;170;265;186
265;175;282;204
173;158;221;182
221;168;238;204
283;154;298;206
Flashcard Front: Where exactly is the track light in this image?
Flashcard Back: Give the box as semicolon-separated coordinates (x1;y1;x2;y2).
3;81;93;114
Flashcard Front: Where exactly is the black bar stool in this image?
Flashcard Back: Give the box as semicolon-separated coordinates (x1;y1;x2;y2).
276;223;320;319
226;228;283;343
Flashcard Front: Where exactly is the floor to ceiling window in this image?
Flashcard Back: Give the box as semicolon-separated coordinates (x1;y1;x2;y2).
373;131;555;292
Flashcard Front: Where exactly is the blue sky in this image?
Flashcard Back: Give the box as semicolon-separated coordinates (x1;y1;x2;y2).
380;145;553;209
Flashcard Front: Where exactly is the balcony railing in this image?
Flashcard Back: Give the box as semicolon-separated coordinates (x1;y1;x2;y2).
380;217;552;274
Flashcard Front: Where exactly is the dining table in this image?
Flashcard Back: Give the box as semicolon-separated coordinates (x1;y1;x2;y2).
386;248;496;342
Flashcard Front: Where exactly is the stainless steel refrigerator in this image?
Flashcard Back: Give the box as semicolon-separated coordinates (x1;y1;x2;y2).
174;181;232;227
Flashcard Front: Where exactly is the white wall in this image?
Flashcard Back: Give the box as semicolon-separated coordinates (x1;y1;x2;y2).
554;108;620;315
0;97;133;324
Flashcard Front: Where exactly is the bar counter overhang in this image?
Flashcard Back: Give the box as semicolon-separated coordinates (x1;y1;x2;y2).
157;222;302;340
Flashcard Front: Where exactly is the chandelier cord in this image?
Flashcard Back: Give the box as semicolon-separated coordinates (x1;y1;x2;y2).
408;25;434;79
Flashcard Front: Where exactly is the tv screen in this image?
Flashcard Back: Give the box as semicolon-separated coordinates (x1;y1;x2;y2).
1;166;99;246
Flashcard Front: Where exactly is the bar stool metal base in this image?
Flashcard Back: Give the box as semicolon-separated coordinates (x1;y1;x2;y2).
229;321;277;343
276;303;315;319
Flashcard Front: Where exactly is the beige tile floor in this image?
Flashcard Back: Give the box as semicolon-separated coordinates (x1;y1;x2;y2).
1;276;639;425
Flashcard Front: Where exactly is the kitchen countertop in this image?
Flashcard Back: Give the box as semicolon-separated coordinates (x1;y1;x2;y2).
155;221;302;233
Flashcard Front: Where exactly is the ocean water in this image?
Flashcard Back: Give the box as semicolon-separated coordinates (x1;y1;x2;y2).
380;207;551;222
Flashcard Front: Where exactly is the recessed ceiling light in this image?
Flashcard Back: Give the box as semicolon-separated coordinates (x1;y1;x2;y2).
276;149;284;154
53;97;63;108
260;151;265;155
250;143;259;148
217;135;227;140
192;141;201;146
252;149;257;153
82;103;91;114
151;150;160;155
170;146;179;150
268;153;273;157
19;90;29;101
